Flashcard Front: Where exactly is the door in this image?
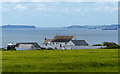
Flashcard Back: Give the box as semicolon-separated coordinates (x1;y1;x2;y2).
60;44;62;47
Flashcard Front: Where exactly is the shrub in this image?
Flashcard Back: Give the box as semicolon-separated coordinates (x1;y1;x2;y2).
93;44;102;46
41;47;46;50
9;48;16;51
47;48;54;50
103;42;117;46
103;42;120;49
1;48;7;51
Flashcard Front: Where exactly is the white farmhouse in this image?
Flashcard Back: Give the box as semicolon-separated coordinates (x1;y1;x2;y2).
42;36;105;49
42;36;74;49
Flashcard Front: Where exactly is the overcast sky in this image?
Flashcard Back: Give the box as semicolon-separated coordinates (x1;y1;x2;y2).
2;2;118;27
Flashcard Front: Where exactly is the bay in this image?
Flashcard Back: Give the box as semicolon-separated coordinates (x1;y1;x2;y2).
2;28;118;48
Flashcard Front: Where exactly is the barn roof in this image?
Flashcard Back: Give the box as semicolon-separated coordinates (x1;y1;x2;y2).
42;39;52;44
15;42;41;48
51;36;74;42
71;40;89;46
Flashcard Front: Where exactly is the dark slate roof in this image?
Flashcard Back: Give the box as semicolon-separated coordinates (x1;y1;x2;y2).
51;36;74;42
15;42;41;48
71;40;89;46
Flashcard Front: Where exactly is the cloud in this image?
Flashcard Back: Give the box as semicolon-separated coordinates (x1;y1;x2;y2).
35;4;52;11
75;8;81;12
2;2;118;16
3;8;10;12
35;7;46;11
93;6;103;12
14;5;27;10
93;6;118;12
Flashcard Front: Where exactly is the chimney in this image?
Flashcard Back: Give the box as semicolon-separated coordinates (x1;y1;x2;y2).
45;38;47;40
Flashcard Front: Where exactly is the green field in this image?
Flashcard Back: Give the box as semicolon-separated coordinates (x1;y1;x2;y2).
2;49;118;72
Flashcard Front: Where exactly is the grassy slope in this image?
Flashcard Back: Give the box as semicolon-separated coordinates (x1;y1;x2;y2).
2;49;118;72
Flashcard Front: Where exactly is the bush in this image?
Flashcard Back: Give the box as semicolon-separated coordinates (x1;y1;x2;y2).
9;48;16;51
47;48;54;50
93;44;102;46
103;42;120;49
1;48;7;51
103;42;117;46
41;47;46;50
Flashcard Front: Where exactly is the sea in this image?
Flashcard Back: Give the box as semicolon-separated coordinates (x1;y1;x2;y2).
1;28;118;48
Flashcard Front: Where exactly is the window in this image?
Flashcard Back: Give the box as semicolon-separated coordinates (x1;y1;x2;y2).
31;46;34;49
46;44;47;46
60;44;62;47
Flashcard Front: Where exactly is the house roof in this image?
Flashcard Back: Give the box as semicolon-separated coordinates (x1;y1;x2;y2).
51;36;74;42
8;43;14;45
15;42;41;48
71;40;89;46
42;39;52;44
17;44;33;49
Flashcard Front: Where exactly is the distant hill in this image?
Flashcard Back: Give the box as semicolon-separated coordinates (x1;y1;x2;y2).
2;25;36;28
65;24;118;30
102;25;118;30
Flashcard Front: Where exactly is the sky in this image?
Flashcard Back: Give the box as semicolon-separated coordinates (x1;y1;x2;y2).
2;0;119;2
2;2;118;27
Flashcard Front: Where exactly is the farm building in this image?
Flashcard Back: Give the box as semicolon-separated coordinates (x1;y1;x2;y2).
67;40;89;46
15;42;41;50
7;43;15;50
42;38;52;48
42;36;90;49
42;36;106;49
42;36;73;49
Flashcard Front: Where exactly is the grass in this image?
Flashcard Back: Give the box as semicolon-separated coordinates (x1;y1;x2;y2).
2;49;118;72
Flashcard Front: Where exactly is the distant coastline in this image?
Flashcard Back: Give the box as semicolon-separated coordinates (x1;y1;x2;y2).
65;24;118;30
1;24;119;30
1;25;36;28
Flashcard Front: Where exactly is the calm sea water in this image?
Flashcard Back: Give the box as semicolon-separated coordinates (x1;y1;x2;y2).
2;28;118;48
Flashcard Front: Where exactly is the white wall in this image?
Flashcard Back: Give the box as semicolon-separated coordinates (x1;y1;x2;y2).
42;42;67;49
67;41;75;46
51;42;66;49
65;46;106;49
42;42;106;50
41;43;52;49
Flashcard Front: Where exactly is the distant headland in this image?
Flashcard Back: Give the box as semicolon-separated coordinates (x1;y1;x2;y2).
64;24;118;30
1;25;36;28
1;24;119;30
